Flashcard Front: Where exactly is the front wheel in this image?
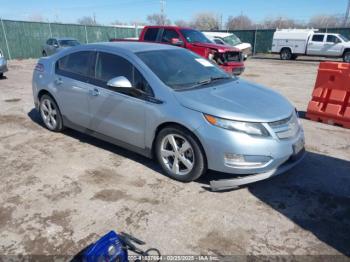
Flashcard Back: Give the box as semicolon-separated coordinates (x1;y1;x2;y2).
155;126;206;182
343;51;350;63
0;73;3;78
280;48;292;60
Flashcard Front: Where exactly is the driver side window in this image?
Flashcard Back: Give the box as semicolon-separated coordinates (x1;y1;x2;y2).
94;52;153;96
161;29;180;43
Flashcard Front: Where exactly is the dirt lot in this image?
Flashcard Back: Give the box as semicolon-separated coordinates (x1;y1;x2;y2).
0;57;349;258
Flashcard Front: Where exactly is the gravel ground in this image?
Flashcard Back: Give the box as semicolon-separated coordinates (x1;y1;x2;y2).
0;57;349;259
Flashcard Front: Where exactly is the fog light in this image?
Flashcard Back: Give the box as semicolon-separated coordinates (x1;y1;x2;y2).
224;153;272;168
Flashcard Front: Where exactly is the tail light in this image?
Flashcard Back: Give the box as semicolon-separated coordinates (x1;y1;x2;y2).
34;63;44;72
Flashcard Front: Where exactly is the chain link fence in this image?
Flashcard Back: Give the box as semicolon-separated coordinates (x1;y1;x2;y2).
0;19;143;59
227;27;350;54
1;19;350;59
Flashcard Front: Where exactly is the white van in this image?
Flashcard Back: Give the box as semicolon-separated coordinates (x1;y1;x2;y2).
272;29;350;62
203;32;252;60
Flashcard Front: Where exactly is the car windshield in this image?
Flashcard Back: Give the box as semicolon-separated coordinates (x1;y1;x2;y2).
222;34;242;46
59;40;80;47
137;49;232;90
339;34;349;42
180;29;212;44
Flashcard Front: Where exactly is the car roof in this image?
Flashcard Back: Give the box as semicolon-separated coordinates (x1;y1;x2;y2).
87;41;178;53
144;25;193;30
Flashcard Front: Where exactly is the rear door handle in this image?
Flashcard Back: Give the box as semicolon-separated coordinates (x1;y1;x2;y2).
90;88;100;96
54;78;63;85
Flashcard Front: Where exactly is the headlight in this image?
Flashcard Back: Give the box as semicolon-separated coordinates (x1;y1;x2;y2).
204;114;270;137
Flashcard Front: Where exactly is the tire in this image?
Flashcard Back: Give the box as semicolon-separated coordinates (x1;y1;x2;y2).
0;73;3;78
280;48;292;60
42;51;47;57
39;94;64;132
155;126;206;182
343;51;350;63
291;54;298;60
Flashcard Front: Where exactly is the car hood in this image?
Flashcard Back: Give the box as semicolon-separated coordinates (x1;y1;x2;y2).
235;42;252;50
192;42;240;52
173;78;294;122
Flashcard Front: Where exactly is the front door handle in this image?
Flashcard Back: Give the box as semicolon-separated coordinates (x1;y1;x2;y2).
90;88;100;96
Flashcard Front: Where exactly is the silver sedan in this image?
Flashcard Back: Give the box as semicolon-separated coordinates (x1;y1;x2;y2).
32;42;305;191
0;49;8;78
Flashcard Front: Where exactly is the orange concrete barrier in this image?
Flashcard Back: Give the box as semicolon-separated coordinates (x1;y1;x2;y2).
306;62;350;129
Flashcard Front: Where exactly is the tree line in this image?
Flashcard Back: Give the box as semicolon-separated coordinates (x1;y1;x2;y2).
32;12;348;30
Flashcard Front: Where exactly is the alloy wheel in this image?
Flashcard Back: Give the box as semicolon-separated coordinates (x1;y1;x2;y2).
40;98;58;130
281;49;292;60
344;53;350;63
160;134;195;176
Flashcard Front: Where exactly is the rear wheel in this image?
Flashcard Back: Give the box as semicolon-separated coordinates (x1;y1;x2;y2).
39;94;63;132
280;48;292;60
343;51;350;63
0;73;3;78
155;126;206;182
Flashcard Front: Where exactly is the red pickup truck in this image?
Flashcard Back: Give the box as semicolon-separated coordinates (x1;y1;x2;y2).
111;26;245;75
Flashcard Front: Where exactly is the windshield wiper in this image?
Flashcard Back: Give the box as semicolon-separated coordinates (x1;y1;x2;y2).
196;76;231;86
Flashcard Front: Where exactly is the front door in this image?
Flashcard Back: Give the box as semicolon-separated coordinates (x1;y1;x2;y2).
88;52;154;149
323;34;343;57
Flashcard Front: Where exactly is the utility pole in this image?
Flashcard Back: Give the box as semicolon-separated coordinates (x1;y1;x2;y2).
344;0;350;26
160;0;166;25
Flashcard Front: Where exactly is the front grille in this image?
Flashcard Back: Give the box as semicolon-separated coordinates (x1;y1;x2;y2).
269;113;300;139
224;51;242;62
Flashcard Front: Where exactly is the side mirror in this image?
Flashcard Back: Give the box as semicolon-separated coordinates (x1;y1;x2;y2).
170;38;184;46
107;76;133;89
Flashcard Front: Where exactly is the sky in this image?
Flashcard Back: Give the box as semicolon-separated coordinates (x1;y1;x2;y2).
0;0;348;25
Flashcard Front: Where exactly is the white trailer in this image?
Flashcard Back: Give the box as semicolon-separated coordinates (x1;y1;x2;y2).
271;29;350;62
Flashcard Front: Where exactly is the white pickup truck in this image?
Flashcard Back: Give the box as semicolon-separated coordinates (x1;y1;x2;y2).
272;29;350;62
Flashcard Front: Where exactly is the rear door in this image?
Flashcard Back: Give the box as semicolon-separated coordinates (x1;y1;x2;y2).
307;34;325;55
88;51;153;149
142;27;161;42
55;51;95;128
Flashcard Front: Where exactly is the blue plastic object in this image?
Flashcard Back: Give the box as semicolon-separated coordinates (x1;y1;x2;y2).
83;231;128;262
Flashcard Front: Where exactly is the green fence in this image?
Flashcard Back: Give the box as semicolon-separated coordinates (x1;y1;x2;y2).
1;19;350;59
228;28;350;54
0;19;140;59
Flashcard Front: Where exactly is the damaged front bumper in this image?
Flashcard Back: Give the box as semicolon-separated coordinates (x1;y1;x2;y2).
210;149;306;191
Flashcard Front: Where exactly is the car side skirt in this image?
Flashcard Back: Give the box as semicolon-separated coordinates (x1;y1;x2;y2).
62;115;153;159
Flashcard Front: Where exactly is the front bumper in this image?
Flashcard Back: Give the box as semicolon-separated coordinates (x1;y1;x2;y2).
194;120;305;190
210;149;306;191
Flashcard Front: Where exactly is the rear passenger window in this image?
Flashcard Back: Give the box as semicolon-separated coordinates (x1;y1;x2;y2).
56;51;93;80
144;28;159;41
312;34;324;42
